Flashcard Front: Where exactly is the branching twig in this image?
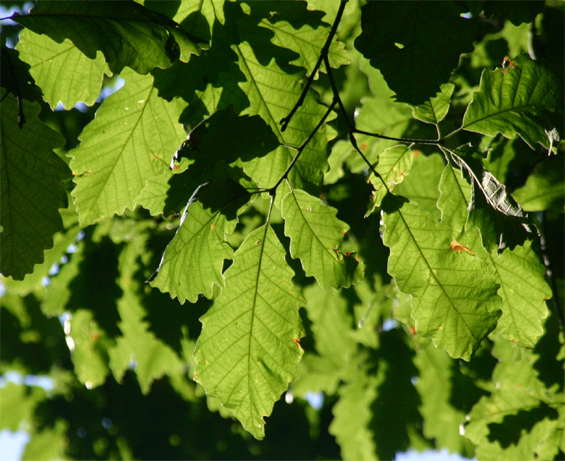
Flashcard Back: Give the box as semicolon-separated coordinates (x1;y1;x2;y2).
280;0;347;132
270;100;338;195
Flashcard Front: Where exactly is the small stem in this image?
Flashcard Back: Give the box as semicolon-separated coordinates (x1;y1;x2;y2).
280;0;347;131
354;128;442;146
324;56;388;189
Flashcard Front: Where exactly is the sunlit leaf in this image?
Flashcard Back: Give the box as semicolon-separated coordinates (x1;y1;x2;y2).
410;83;455;126
194;224;305;439
282;189;363;290
17;30;111;109
366;144;413;214
13;1;204;75
382;196;501;360
149;198;237;304
462;55;563;149
69;68;186;226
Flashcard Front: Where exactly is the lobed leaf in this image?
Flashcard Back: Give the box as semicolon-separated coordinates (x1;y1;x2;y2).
149;198;236;304
382;196;501;360
282;189;363;290
233;40;334;194
438;162;552;348
366;144;413;215
194;224;305;439
1;91;69;280
410;83;455;126
17;30;111;109
462;55;563;149
69;68;187;226
13;1;204;75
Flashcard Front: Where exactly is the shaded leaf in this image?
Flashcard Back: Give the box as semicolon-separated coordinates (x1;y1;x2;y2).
330;367;381;461
194;224;305;439
109;240;183;393
414;343;474;455
69;68;186;226
382;196;501;360
0;46;42;103
462;55;563;150
17;30;111;109
1;91;68;280
13;1;204;75
355;2;477;104
282;189;363;290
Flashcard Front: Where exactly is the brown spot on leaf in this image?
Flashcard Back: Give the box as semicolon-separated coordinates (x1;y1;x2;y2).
450;240;474;254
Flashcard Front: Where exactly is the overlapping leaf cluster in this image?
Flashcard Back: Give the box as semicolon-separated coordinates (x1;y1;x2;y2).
1;1;563;459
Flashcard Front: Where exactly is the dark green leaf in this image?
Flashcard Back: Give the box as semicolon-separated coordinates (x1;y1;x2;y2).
13;1;204;75
1;91;68;280
355;2;477;104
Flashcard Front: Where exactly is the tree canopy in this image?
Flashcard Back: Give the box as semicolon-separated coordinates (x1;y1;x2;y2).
1;1;564;460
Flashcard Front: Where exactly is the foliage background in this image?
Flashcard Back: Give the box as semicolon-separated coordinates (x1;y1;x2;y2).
1;1;564;460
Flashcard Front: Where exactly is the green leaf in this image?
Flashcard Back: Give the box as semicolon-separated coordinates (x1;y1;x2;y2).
17;30;111;109
1;91;68;280
393;152;445;221
330;367;381;461
282;189;363;290
462;54;563;149
149;198;237;304
194;224;305;439
464;337;565;461
438;161;551;349
355;2;477;104
13;1;204;75
366;144;413;214
0;47;43;103
302;283;357;365
69;68;187;226
410;83;455;126
68;308;110;388
414;343;474;455
249;3;350;75
512;155;565;211
382;196;501;360
233;40;334;194
109;240;183;393
489;242;551;348
0;382;46;431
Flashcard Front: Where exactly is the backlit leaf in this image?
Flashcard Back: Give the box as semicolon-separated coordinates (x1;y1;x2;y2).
366;144;413;214
149;198;237;304
17;30;111;109
13;1;204;75
69;68;187;226
282;189;363;290
462;55;563;149
194;224;305;439
382;196;501;360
